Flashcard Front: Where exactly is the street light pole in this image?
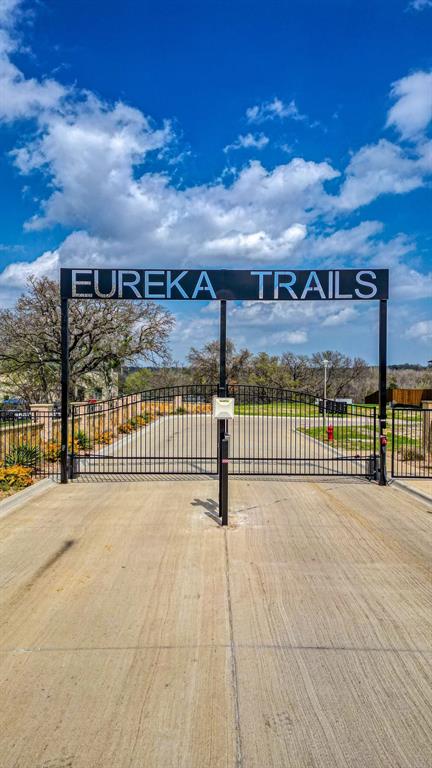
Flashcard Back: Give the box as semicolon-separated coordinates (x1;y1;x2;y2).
323;358;329;434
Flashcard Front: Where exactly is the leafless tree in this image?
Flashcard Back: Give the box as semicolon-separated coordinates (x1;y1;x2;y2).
187;339;252;384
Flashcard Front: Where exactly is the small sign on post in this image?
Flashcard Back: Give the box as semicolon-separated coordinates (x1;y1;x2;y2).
212;397;235;420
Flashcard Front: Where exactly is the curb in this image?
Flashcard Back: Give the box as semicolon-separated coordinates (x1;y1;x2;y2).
0;477;57;521
390;479;432;510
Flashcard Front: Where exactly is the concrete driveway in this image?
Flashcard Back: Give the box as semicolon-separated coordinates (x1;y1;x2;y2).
0;477;431;767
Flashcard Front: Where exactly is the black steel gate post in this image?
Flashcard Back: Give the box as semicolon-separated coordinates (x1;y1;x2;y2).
378;299;388;486
219;434;229;526
60;297;69;484
70;405;75;480
219;299;227;397
218;299;228;522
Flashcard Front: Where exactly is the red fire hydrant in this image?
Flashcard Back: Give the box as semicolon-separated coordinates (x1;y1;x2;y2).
327;424;334;442
380;434;387;446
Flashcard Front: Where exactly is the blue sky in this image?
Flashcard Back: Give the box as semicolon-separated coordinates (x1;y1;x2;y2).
0;0;432;365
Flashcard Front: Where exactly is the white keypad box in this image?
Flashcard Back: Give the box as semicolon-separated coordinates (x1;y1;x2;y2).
212;397;235;420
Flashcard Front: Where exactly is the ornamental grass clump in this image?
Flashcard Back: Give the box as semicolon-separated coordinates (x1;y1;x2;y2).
76;430;91;450
5;444;41;468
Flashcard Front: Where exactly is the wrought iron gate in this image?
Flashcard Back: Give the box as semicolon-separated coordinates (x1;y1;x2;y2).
229;385;377;477
71;385;218;476
71;385;377;478
391;406;432;479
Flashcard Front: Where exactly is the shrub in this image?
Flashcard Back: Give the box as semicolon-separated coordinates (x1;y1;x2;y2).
135;413;150;426
118;417;142;433
0;465;33;491
118;422;134;434
5;443;41;468
44;440;61;462
76;430;91;450
43;438;80;462
94;430;114;445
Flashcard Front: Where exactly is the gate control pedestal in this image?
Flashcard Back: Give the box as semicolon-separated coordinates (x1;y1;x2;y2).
213;397;234;526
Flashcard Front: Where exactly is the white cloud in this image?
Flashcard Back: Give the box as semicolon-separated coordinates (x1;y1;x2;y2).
0;58;66;121
306;221;384;261
405;320;432;342
407;0;432;10
321;307;358;326
0;0;66;121
10;144;335;265
223;132;269;152
272;329;308;344
12;95;173;234
246;97;306;124
0;249;58;287
0;0;21;27
201;224;306;261
335;139;425;210
386;71;432;140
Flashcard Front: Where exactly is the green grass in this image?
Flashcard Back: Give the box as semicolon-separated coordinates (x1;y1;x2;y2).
355;404;422;421
234;402;319;416
0;418;32;430
300;424;420;453
234;401;423;423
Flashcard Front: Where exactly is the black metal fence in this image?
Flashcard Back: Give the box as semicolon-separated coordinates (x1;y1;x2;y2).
69;385;378;479
391;406;432;478
0;410;61;480
71;385;219;476
229;385;377;477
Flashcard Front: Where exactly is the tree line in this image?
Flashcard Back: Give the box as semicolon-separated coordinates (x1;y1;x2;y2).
123;341;374;402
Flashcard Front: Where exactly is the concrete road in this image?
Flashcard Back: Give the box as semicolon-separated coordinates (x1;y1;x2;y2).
0;477;431;767
76;414;374;476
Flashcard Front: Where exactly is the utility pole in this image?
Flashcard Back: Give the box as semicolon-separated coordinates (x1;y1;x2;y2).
323;357;329;433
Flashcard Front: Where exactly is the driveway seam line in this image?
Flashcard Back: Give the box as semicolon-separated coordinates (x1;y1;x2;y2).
224;528;244;768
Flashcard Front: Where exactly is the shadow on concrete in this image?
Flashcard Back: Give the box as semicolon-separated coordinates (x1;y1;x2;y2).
72;473;216;483
191;497;221;525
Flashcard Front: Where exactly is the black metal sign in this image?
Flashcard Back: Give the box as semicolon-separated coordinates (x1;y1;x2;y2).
60;268;389;301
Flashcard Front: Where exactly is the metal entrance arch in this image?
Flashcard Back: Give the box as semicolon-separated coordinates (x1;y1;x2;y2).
70;383;377;479
60;267;389;487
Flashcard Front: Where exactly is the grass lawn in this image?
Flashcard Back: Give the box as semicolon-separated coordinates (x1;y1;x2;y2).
235;402;319;416
356;404;422;421
0;419;32;429
234;402;423;424
300;425;420;453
